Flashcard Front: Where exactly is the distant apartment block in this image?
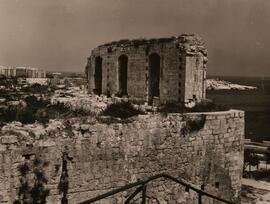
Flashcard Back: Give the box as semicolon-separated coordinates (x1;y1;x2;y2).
0;66;46;78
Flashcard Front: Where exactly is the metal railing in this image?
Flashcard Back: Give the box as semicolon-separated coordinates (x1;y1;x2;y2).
78;173;235;204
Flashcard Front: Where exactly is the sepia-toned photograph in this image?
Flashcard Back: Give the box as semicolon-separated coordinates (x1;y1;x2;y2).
0;0;270;203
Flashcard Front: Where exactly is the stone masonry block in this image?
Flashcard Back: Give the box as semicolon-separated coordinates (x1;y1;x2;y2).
1;135;18;144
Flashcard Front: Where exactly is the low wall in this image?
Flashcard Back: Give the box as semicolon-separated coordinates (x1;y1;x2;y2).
0;110;244;204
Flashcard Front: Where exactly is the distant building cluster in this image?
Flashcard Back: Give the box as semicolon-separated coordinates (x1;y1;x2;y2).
0;66;46;78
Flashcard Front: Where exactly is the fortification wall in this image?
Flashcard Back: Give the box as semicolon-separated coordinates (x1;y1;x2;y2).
0;110;244;204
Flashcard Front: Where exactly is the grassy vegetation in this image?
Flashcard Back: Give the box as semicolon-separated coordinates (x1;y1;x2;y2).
101;102;145;119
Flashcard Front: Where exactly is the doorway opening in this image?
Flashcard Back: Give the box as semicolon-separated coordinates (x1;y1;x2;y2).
94;56;102;95
118;55;128;96
149;53;160;103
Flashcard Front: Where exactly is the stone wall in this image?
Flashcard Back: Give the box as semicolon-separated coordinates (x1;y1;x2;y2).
184;54;206;102
0;110;244;204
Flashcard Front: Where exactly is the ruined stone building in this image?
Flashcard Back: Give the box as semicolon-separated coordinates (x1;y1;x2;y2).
85;34;207;105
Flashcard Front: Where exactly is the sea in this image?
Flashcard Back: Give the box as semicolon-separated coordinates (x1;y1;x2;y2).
207;76;270;142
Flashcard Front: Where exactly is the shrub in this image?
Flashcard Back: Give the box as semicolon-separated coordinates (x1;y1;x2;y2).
24;95;49;110
0;106;18;124
22;84;49;94
181;115;206;136
0;105;37;124
0;96;49;125
243;149;260;178
158;102;185;114
101;102;145;119
17;109;36;124
186;115;206;131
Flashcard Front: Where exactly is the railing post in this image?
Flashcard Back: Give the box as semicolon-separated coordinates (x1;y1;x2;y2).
124;186;143;204
79;174;234;204
198;192;202;204
141;185;147;204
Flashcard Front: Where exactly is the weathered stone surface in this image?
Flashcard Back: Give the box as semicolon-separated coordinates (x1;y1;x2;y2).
0;110;244;204
1;135;18;144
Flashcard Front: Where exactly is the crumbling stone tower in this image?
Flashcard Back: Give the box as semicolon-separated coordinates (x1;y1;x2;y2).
85;34;207;105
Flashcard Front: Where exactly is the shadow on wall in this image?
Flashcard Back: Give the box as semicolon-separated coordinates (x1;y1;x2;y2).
13;155;50;204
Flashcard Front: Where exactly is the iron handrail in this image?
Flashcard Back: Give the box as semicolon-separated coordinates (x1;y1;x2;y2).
78;173;235;204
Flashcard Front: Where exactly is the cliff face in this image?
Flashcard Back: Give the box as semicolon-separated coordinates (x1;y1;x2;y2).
0;110;244;204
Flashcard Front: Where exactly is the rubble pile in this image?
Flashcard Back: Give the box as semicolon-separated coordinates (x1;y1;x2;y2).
50;87;111;114
50;86;157;114
1;120;61;140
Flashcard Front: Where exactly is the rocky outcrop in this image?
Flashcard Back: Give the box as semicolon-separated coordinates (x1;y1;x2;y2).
207;79;257;91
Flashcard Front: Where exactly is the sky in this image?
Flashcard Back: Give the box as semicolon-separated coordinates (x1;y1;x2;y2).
0;0;270;77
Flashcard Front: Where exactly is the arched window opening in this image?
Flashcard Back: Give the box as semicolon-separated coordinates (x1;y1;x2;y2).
118;55;128;96
149;53;160;101
94;56;102;95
